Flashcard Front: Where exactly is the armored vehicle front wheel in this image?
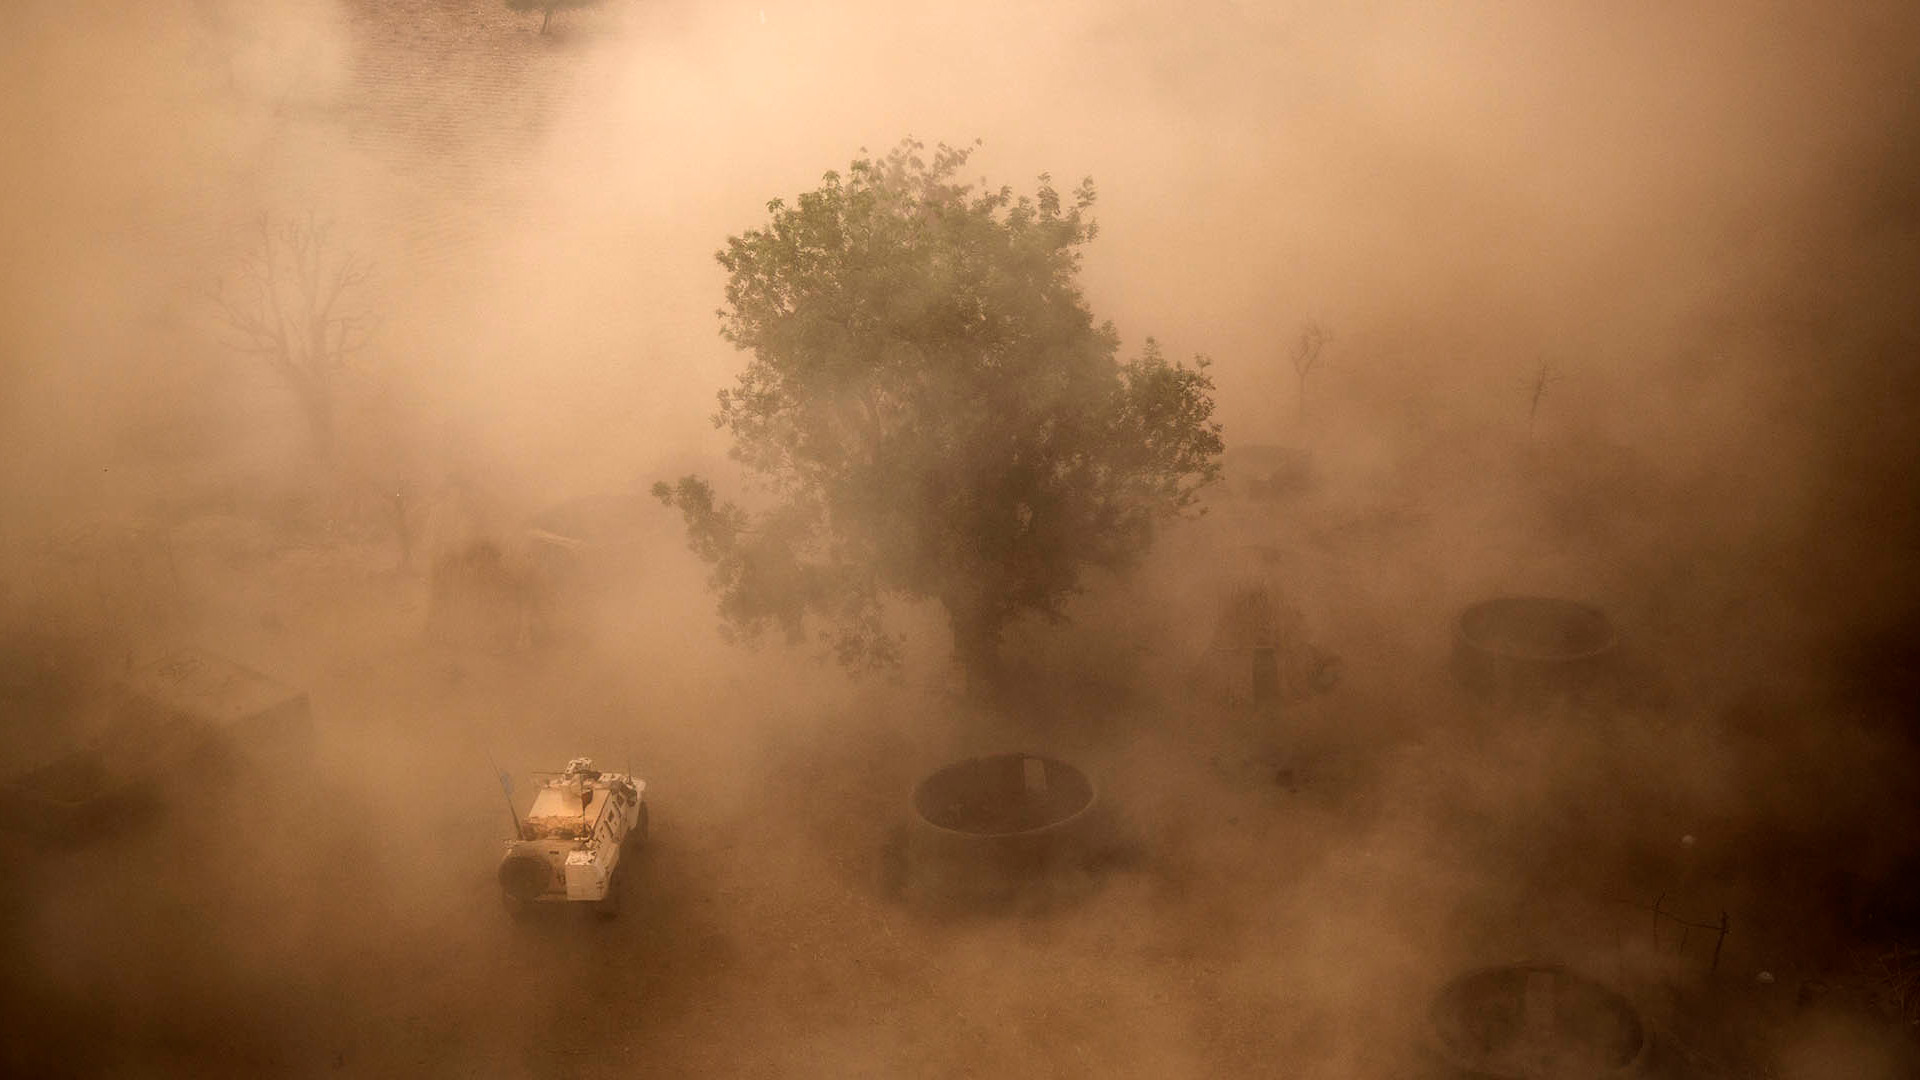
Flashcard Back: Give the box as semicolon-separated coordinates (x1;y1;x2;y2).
501;893;534;921
593;864;624;918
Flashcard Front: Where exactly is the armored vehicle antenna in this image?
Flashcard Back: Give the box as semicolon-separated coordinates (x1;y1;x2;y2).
487;748;523;838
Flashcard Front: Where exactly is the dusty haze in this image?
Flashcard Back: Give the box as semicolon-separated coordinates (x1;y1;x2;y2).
3;0;1919;1076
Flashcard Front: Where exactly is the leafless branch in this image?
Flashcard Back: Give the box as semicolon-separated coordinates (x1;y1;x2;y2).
1288;320;1332;420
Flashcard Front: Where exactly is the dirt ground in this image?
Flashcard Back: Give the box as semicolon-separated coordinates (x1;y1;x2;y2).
1;518;1433;1077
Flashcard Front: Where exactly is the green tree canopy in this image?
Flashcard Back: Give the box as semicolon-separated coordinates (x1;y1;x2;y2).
656;139;1222;689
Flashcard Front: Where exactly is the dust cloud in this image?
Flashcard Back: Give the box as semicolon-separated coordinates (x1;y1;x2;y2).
3;0;1918;1076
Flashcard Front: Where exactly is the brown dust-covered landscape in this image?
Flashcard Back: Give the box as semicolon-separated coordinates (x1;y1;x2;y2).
3;1;1919;1076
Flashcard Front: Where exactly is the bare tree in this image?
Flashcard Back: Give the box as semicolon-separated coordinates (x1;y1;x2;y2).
210;214;372;460
1288;320;1332;421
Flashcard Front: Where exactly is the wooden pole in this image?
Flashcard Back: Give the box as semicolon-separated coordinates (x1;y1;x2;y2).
1711;912;1730;974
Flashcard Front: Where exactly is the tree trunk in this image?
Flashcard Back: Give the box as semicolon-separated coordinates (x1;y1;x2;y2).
945;597;1005;701
299;385;335;461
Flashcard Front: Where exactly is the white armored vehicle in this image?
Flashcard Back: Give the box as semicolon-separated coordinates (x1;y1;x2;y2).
497;757;647;917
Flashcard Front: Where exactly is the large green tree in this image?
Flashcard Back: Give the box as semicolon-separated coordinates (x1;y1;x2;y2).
656;140;1222;690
